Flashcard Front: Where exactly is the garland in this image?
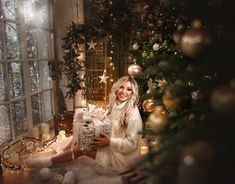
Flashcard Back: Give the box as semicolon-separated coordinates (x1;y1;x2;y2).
0;136;56;171
61;0;132;99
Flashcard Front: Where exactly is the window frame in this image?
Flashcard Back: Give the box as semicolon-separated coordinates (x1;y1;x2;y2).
0;0;56;146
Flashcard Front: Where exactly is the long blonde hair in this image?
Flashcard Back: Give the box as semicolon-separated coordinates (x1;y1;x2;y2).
106;76;139;128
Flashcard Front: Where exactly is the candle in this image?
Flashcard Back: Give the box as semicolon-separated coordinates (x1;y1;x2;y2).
41;123;50;135
140;146;149;155
56;130;66;141
31;127;40;139
140;137;149;155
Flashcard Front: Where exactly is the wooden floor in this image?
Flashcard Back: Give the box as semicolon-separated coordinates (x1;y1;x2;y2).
0;137;147;184
0;149;65;184
0;168;66;184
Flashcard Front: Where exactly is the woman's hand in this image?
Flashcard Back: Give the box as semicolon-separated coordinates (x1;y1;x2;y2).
92;134;110;149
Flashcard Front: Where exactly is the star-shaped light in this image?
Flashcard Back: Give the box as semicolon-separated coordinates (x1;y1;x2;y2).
99;70;109;84
87;39;97;50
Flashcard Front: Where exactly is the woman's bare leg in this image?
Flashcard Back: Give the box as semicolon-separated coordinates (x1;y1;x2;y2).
26;146;97;168
51;146;97;165
62;139;73;151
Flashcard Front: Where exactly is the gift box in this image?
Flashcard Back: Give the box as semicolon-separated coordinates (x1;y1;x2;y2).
73;104;111;151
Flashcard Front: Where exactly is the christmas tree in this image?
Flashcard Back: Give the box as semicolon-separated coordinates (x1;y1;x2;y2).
61;1;235;183
127;0;235;184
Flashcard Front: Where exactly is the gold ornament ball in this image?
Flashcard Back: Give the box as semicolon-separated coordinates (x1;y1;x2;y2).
180;28;212;58
142;51;148;58
182;140;214;164
142;98;156;112
163;94;186;111
162;83;189;111
148;106;169;132
128;64;142;76
210;85;235;114
173;30;183;44
191;19;202;29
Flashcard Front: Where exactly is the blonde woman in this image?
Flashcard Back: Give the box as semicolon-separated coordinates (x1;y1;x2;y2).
27;76;143;181
95;75;143;171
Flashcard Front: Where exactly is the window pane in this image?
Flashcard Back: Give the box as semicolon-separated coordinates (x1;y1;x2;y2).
2;0;19;21
26;26;38;59
12;100;27;136
0;105;11;146
36;0;49;28
39;29;49;58
0;23;3;59
0;64;7;101
29;61;40;92
32;94;42;126
41;60;52;89
4;22;21;60
43;90;52;121
8;62;24;98
23;0;49;28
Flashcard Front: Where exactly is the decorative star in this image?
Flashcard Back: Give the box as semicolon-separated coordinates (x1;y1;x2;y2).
87;39;97;50
99;70;109;84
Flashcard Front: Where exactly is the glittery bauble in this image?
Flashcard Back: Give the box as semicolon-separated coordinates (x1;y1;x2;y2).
128;64;142;76
133;43;139;50
180;28;211;58
148;106;169;132
152;43;160;51
210;85;235;114
142;98;156;112
142;51;148;58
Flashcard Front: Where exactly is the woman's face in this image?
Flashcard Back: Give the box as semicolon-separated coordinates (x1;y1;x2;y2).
116;81;133;103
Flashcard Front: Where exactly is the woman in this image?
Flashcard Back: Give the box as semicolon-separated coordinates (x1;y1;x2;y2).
27;76;143;182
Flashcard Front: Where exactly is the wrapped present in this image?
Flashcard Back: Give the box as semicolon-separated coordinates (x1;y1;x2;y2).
73;104;111;151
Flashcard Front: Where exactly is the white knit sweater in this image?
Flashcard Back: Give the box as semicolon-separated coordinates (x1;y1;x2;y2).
95;102;143;172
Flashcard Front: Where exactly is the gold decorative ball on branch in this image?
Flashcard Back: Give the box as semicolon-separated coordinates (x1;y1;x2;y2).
128;64;142;76
163;94;186;111
181;140;214;165
173;30;183;44
162;83;190;111
142;98;156;112
210;84;235;114
180;20;212;58
147;106;169;133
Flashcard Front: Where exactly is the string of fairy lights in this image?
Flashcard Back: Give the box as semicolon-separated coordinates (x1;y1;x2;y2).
0;136;56;172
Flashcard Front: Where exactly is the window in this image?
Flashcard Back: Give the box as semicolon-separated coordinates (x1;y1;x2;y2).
0;0;55;146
